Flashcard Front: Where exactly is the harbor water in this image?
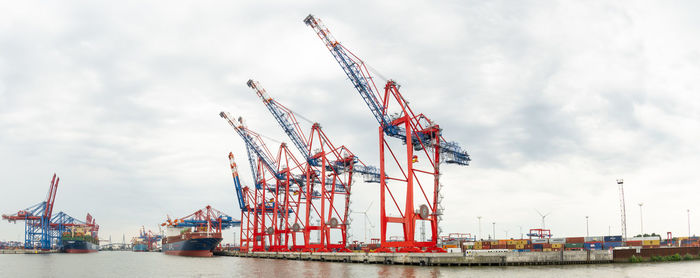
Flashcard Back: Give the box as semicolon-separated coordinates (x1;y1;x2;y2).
1;252;699;277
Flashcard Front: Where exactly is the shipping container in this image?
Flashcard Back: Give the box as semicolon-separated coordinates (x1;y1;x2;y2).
626;241;643;246
549;238;566;244
532;238;548;244
603;241;622;249
543;248;552;252
585;236;604;242
604;236;623;242
642;240;660;246
584;242;603;250
565;243;584;248
532;244;544;249
566;237;585;243
551;243;563;248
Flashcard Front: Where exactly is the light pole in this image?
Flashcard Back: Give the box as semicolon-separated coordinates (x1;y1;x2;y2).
477;216;482;240
638;203;644;236
492;222;496;240
519;226;523;239
586;216;589;237
688;209;691;238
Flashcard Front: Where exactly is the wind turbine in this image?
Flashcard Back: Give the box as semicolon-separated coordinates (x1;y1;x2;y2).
536;209;551;229
352;202;374;243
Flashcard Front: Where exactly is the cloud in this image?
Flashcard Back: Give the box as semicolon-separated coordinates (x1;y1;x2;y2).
1;0;700;243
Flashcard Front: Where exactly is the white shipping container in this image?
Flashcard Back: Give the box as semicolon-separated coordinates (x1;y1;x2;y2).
532;239;548;244
585;236;604;242
549;238;566;244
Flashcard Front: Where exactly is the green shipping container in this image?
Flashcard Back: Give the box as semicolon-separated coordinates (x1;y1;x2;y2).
565;243;584;248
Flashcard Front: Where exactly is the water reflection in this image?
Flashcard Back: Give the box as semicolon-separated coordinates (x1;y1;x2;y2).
0;252;699;277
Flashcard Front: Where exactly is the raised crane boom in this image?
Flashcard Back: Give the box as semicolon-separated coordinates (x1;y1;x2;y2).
247;79;380;183
220;112;282;180
303;14;470;165
247;80;311;163
229;152;246;211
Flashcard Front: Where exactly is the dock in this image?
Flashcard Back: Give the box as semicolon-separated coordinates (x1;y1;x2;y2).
215;250;613;266
0;249;58;254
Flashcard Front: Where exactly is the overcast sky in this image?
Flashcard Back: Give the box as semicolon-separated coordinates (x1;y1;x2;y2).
2;0;700;244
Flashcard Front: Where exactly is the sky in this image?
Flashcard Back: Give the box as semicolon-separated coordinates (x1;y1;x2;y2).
2;0;700;244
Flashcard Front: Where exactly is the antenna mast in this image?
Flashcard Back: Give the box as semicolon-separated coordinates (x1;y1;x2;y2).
617;179;627;245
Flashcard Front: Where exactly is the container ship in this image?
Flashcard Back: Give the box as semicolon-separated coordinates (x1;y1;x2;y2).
132;240;148;252
161;226;222;257
160;205;236;257
61;226;99;253
133;226;162;252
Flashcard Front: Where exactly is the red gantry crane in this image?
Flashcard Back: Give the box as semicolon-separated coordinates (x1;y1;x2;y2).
221;113;308;252
304;15;471;253
247;79;380;252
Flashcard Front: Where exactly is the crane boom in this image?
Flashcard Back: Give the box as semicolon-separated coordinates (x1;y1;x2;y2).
229;152;246;211
248;79;380;183
303;15;389;130
304;14;470;165
247;80;311;163
220;112;282;180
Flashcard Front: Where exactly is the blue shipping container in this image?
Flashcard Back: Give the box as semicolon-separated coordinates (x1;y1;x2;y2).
604;236;623;242
603;241;622;249
532;244;544;249
584;242;603;250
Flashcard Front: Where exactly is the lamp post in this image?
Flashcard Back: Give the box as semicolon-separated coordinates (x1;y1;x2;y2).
586;216;589;237
492;222;496;240
477;216;482;240
688;209;691;238
519;226;523;239
638;203;644;236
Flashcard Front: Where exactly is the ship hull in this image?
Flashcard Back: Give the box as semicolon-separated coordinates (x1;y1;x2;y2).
133;243;148;252
62;240;99;253
162;237;222;257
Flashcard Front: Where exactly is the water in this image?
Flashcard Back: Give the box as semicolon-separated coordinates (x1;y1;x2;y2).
1;252;699;277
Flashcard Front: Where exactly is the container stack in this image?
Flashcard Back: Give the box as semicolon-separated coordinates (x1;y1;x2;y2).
603;236;623;249
564;237;584;250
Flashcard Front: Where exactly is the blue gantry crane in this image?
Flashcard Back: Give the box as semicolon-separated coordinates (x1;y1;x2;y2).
2;174;59;250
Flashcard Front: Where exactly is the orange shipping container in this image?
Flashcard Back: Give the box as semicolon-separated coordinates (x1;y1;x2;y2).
627;241;643;246
566;237;585;243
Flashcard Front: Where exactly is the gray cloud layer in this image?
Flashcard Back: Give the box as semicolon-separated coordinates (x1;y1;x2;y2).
2;0;700;242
